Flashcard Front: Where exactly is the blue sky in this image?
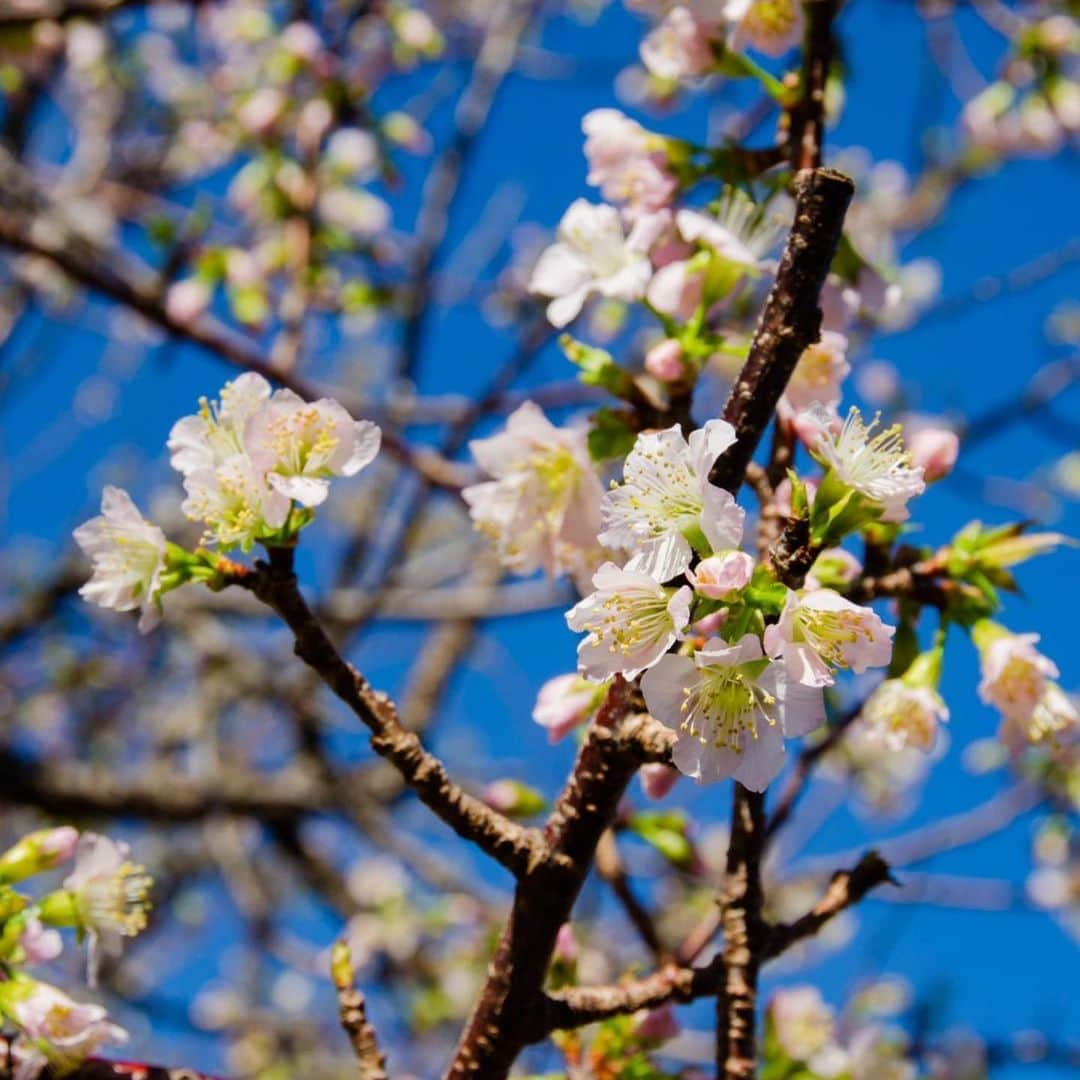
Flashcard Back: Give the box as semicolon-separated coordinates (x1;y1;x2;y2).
1;1;1078;1075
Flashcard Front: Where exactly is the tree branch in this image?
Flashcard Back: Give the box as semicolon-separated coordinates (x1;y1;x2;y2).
231;547;547;879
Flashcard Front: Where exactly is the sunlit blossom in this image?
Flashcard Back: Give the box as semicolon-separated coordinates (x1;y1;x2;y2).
73;487;169;633
764;588;894;687
567;560;693;680
599;419;744;582
62;834;152;986
806;405;925;523
641;634;825;789
464;402;605;580
530;199;656;327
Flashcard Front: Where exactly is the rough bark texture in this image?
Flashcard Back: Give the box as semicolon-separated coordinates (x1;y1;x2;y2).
708;167;854;493
446;677;649;1075
709;163;853;1078
235;548;546;878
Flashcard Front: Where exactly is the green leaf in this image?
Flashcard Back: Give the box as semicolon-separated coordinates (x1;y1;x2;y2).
588;408;638;462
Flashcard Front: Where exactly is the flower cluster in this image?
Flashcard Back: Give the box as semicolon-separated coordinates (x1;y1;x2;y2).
0;828;150;1079
75;375;381;632
767;984;918;1080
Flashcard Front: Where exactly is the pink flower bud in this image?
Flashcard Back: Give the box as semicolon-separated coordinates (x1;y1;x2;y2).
532;674;600;743
688;551;754;597
635;1003;680;1043
480;780;518;814
164;279;211;325
640;763;679;800
553;922;577;963
38;826;79;862
644;338;685;382
908;426;958;482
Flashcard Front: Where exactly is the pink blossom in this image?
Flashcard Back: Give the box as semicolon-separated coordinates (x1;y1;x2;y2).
778;331;850;421
906;425;958;482
640;762;680;800
568;561;693;680
164;278;211;325
641;6;717;80
582;109;677;212
641;634;825;789
553;923;577;963
532;674;602;743
18;918;62;966
646;259;703;320
635;1003;681;1042
38;826;79;864
644;338;686;381
238;87;285;136
978;632;1058;720
464;402;604;580
805;547;863;591
530;200;655;327
687;550;754;597
8;982;127;1079
860;679;948;752
725;0;805;58
764;589;894;687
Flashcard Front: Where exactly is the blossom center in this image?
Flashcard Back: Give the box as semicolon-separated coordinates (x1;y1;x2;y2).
681;663;775;752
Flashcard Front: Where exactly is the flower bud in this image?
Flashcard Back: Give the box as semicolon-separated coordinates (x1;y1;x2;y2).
0;827;79;884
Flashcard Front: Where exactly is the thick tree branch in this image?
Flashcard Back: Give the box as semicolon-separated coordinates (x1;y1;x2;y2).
707;163;853;1079
446;677;652;1075
708;168;854;491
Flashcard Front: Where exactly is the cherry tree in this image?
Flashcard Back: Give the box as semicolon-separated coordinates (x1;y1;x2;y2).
0;1;1077;1078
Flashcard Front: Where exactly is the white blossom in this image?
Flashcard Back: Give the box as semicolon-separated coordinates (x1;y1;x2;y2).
6;982;127;1080
73;487;169;633
860;679;948;752
599;419;744;582
764;588;894;687
464;402;605;580
245;390;381;507
641;634;825;789
62;833;152;986
530;200;655;327
725;0;805;58
567;560;693;680
806;405;926;522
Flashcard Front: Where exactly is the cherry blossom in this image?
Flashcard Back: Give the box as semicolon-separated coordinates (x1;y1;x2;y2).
764;588;894;687
567;561;693;680
599;419;744;582
531;674;605;743
975;627;1059;721
3;981;127;1080
463;402;605;580
641;6;717;80
687;550;754;597
906;423;959;482
582;109;677;211
859;678;949;753
641;634;825;789
770;986;846;1076
530;199;657;327
806;405;926;523
245;390;381;507
724;0;804;57
61;834;152;986
73;486;169;633
778;331;850;421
